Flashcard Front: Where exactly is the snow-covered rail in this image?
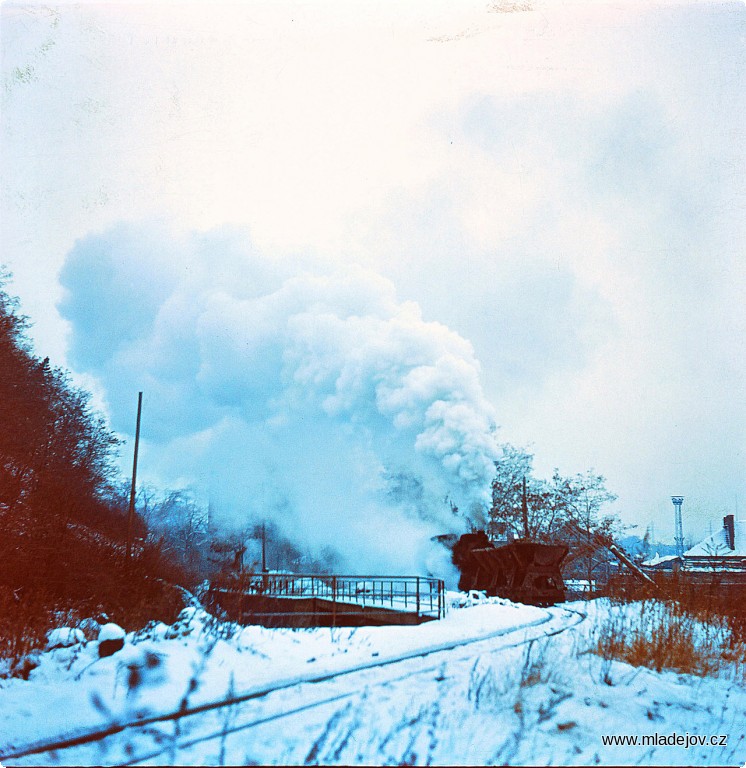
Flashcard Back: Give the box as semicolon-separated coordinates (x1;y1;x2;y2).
0;606;586;766
123;606;588;766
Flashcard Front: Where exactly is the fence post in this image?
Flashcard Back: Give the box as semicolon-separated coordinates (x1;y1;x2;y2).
416;576;420;617
332;576;337;627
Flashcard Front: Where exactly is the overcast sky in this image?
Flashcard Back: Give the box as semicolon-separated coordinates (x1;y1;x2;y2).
2;0;745;548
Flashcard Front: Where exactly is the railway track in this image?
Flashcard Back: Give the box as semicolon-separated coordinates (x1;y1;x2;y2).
2;605;587;766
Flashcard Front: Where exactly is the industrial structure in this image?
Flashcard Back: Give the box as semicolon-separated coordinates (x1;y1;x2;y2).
672;495;685;558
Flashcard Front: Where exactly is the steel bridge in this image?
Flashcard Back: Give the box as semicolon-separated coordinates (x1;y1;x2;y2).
207;573;445;627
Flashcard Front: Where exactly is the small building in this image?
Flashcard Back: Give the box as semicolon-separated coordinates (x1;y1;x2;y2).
683;514;746;573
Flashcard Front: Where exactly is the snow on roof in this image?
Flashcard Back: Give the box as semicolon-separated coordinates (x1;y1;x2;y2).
641;553;680;567
684;519;746;558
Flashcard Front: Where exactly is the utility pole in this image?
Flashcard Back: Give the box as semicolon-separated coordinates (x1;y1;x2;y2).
126;392;143;563
261;521;267;573
522;476;529;539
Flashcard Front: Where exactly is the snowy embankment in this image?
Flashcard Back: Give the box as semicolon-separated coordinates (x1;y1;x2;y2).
1;596;744;766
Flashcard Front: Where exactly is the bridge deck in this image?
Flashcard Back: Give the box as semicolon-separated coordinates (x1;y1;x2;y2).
207;574;445;627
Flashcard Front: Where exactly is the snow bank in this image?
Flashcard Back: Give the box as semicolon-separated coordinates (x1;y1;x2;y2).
1;600;744;766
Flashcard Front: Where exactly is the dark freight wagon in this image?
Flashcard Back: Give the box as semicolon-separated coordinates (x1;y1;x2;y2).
447;531;569;606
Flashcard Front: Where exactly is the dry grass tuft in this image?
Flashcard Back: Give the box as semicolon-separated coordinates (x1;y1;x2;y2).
592;595;746;682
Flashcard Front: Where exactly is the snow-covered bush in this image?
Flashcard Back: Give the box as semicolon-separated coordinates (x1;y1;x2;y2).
131;620;170;644
98;623;126;657
46;627;85;650
99;623;126;642
78;617;102;640
164;607;199;639
15;650;42;679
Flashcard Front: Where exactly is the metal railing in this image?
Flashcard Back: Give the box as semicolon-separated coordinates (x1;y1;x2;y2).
208;573;445;622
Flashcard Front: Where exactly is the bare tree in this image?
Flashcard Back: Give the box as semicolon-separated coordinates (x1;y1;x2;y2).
488;446;622;587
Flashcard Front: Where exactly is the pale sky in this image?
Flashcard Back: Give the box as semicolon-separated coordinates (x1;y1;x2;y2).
2;0;745;548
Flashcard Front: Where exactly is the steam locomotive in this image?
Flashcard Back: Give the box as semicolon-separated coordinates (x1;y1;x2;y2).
437;531;568;606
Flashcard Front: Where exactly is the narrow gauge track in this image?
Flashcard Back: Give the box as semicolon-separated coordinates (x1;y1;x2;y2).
1;606;587;766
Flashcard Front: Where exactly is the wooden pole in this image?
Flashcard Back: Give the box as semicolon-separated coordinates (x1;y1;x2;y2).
261;521;267;573
522;476;529;539
126;392;143;562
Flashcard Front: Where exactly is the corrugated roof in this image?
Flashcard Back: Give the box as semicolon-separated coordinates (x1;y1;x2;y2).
684;520;746;557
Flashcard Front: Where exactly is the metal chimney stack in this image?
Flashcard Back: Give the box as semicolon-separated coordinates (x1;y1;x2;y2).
671;496;684;558
723;514;736;550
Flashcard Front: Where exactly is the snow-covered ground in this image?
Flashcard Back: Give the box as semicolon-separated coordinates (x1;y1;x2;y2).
1;595;744;766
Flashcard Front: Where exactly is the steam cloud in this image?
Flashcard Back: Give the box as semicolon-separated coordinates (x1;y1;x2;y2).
60;224;500;573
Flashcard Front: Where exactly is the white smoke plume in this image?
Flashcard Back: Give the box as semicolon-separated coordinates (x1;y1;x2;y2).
60;224;499;573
